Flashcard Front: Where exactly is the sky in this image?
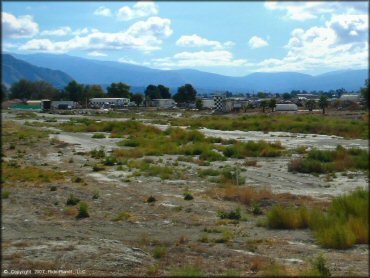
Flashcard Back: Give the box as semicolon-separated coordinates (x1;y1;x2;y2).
2;1;369;76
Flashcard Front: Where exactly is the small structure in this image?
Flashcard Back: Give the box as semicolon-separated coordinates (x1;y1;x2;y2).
90;98;130;108
202;98;215;109
51;100;76;109
340;94;359;102
275;103;298;111
151;99;176;109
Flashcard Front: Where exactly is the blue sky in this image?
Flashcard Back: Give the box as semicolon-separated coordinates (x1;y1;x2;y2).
2;1;368;76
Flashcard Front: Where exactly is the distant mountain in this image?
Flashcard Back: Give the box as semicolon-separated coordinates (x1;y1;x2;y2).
2;54;73;88
8;53;368;93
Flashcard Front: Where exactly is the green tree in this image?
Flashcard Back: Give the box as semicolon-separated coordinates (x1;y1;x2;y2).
64;80;85;103
260;100;268;113
10;79;35;99
257;92;267;98
10;80;59;100
1;83;9;101
144;85;161;100
282;93;291;100
157;84;171;99
107;82;131;98
132;93;143;107
84;85;105;99
173;84;197;105
305;99;316;112
318;95;329;114
195;98;203;110
268;98;277;112
360;79;368;108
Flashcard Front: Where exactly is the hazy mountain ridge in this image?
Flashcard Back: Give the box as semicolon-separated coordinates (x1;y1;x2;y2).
2;54;73;88
5;53;368;93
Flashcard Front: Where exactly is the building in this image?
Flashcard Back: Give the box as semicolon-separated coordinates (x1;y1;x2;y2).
201;98;215;109
340;94;359;102
90;98;130;108
275;103;298;111
151;99;176;108
51;101;77;109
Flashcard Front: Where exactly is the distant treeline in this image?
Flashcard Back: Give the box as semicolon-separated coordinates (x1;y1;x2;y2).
1;79;368;107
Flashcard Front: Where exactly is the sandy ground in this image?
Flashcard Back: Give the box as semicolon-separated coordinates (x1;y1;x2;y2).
1;111;369;276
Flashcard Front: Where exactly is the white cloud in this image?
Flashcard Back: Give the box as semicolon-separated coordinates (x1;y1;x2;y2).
117;1;158;21
248;36;268;49
118;57;142;65
2;12;38;38
264;2;368;21
72;28;90;36
94;6;112;17
176;34;234;50
151;50;248;68
41;26;72;36
19;16;173;53
88;51;107;57
255;14;368;72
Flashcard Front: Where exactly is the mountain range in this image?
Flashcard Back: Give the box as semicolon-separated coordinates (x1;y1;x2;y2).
2;53;368;93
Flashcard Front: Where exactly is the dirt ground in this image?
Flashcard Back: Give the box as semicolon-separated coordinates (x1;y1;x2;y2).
1;110;369;276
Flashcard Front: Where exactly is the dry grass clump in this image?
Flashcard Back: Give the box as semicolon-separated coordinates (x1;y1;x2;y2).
222;186;273;206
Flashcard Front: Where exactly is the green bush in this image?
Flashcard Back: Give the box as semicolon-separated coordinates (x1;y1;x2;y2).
218;207;241;220
184;192;194;201
2;191;10;199
152;246;167;259
90;148;105;159
198;168;220;177
76;202;89;219
92;133;105;139
147;196;156;203
66;194;80;206
50;185;57;191
266;205;309;229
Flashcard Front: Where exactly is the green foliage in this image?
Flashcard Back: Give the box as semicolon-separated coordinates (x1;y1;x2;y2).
106;82;131;98
173;84;197;104
183;192;194;200
171;266;205;277
90;148;105;159
92;133;106;139
76;202;89;219
309;255;331;277
10;79;60;100
132;93;143;106
146;196;156;203
66;194;80;206
2;191;10;199
112;211;130;221
167;114;368;139
218;207;241;220
49;186;57;191
152;246;167;259
266;205;309;229
223;140;284;158
288;146;368;174
195;98;203;109
318;95;329;114
92;164;105;172
92;191;99;200
198;168;220;177
305;99;316;111
64;80;84;103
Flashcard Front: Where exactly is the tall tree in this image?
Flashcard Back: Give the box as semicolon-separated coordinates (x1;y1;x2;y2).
10;79;34;99
360;79;368;109
157;84;171;99
9;80;59;100
268;98;277;112
318;95;329;114
173;84;197;105
260;100;268;113
132;93;143;107
107;82;131;98
305;99;316;112
64;80;85;103
144;85;160;100
195;98;203;110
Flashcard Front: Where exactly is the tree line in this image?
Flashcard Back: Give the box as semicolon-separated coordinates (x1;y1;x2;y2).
1;80;198;106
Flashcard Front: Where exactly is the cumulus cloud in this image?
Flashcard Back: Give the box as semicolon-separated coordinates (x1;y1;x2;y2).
117;2;158;21
176;34;234;50
94;6;112;17
19;16;173;53
264;2;368;21
255;14;368;72
150;50;248;68
2;12;39;38
41;26;72;36
88;51;107;57
248;36;268;49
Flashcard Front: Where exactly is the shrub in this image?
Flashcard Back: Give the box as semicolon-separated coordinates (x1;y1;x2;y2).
314;222;356;249
146;196;156;203
266;205;309;229
152;246;167;259
92;164;105;172
90;148;105;159
184;192;194;201
2;191;10;199
92;133;106;139
92;191;99;200
218;207;241;220
66;194;80;206
198;168;220;177
50;186;57;191
199;150;226;162
76;202;89;219
72;176;83;183
103;156;117;166
215;230;234;243
309;254;331;277
112;211;131;222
